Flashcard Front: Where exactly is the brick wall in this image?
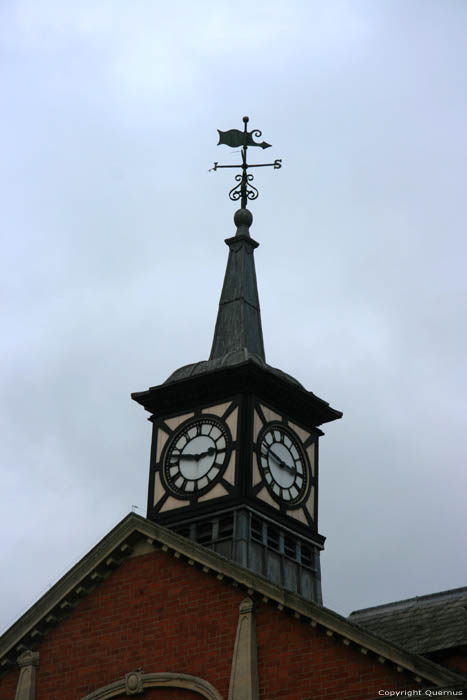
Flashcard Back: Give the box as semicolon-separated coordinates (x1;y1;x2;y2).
140;692;203;699
256;602;416;699
428;648;467;676
0;549;424;700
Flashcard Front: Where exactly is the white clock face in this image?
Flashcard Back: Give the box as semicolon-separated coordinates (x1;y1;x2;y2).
163;418;230;496
259;424;308;504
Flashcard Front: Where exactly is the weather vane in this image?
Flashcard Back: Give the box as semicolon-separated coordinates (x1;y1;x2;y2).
211;116;282;209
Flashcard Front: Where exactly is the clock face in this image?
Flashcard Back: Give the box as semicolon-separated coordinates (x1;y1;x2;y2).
258;423;309;504
163;417;231;496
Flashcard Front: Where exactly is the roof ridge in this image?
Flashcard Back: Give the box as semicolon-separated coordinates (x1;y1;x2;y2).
350;586;467;618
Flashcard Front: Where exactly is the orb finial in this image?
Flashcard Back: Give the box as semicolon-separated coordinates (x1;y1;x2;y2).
234;208;253;236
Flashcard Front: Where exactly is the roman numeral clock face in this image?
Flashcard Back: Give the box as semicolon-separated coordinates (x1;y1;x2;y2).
258;424;308;504
163;418;231;496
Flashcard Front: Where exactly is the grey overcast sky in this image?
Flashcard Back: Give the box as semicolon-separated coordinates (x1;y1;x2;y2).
2;0;467;632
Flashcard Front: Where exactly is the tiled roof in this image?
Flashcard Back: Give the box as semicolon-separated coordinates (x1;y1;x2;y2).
349;587;467;654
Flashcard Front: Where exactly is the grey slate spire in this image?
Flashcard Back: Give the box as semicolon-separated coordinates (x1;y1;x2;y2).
209;207;265;362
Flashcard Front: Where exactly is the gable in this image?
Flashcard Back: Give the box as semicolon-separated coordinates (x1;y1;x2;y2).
0;547;422;700
0;514;464;699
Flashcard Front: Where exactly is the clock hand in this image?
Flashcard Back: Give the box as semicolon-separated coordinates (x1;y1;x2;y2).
196;446;227;460
268;447;296;474
178;446;227;461
195;446;216;459
173;452;199;461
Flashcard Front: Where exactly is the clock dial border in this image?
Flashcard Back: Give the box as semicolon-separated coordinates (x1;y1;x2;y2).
256;422;311;507
160;415;233;499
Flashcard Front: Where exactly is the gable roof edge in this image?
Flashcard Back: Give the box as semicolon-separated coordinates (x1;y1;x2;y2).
0;513;464;690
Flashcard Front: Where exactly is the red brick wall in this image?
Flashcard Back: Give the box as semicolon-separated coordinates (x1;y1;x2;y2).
0;667;18;700
0;549;423;700
428;647;467;675
257;604;416;699
143;691;203;699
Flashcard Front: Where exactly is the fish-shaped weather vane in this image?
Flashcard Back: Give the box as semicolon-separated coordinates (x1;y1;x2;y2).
212;116;282;209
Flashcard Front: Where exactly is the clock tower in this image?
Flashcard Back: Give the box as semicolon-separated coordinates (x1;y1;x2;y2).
132;119;342;604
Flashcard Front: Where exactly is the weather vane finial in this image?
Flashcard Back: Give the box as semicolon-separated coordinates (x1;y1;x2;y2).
211;116;282;209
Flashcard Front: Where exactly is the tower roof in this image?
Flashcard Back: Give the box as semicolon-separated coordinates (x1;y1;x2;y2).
209;207;265;362
134;119;342;426
162;207;307;393
165;206;303;387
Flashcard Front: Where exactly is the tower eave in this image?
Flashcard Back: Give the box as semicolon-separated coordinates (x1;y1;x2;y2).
131;358;342;427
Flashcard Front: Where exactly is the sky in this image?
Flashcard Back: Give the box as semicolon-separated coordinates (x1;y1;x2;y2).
2;0;467;633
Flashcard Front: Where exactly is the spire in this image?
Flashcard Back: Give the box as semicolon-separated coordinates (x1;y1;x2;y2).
209;208;265;361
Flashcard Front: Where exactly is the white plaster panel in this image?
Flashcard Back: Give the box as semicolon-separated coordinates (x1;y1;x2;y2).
305;485;315;520
252;453;262;487
202;401;232;417
288;421;311;444
253;409;263;442
164;412;194;431
223;452;236;485
306;443;316;478
226;407;238;440
156;427;170;462
288;507;309;525
198;482;229;502
260;404;282;424
160;495;190;512
256;486;280;510
153;472;164;506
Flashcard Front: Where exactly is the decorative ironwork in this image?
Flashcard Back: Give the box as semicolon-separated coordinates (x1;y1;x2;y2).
212;116;282;209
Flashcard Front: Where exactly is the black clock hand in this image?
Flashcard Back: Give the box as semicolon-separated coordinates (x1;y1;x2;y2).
171;452;198;461
268;447;296;474
196;446;227;459
177;446;227;461
195;446;216;459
